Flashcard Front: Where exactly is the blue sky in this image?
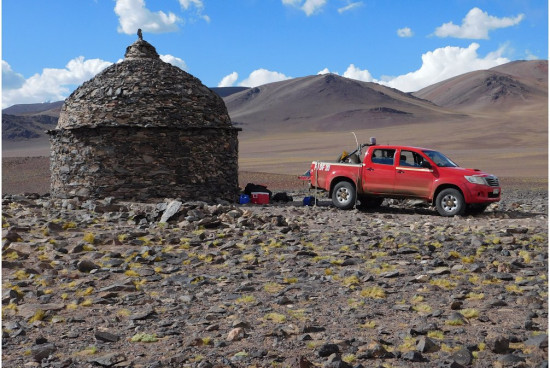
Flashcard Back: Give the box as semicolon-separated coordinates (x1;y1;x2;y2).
2;0;548;108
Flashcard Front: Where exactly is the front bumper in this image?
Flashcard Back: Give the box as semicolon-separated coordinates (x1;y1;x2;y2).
463;183;501;204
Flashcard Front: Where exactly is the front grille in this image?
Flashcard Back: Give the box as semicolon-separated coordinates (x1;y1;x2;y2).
485;176;499;187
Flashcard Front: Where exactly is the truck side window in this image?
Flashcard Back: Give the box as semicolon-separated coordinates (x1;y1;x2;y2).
399;150;422;167
371;149;396;165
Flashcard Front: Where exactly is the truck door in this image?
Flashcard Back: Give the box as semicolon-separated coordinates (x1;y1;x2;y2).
361;148;396;195
393;149;435;198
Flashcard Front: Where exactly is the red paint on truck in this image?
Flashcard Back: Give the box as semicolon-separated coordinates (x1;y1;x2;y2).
308;144;501;216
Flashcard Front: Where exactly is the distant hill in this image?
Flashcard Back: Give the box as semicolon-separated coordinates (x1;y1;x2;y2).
3;101;63;117
492;60;548;86
210;86;249;98
413;60;548;111
2;114;58;140
224;73;463;133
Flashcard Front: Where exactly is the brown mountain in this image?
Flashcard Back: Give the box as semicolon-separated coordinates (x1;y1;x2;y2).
2;101;63;117
224;73;464;133
413;60;548;111
2;101;63;143
2;61;547;178
4;62;546;140
2;114;58;140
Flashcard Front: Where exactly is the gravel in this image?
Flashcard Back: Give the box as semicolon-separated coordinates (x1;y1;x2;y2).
1;180;547;367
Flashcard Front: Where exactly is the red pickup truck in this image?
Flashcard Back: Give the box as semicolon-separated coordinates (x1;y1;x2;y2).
307;139;501;216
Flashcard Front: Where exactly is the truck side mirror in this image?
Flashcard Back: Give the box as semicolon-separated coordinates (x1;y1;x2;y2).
421;161;432;169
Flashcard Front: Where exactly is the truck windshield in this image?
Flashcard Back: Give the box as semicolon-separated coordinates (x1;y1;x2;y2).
422;150;458;167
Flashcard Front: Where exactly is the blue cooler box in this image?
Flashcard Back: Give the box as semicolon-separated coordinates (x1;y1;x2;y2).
303;196;315;206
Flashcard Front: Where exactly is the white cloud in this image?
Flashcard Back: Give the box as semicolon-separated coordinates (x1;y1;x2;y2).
343;64;374;82
114;0;181;35
2;57;112;108
2;61;26;90
397;27;413;38
179;0;202;9
238;69;291;87
178;0;210;22
338;1;363;14
524;50;539;61
434;7;524;39
218;72;239;87
317;68;333;75
302;0;327;16
282;0;327;16
380;43;509;92
160;54;188;70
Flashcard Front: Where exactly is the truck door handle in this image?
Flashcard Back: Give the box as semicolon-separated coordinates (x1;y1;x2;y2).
397;170;405;174
366;168;374;171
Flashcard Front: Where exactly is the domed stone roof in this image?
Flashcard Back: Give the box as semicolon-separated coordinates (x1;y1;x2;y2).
57;39;232;130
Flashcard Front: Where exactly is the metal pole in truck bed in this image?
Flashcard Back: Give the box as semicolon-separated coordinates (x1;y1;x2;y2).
314;163;318;207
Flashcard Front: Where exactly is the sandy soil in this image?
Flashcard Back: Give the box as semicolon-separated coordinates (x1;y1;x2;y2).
2;156;546;197
1;156;308;196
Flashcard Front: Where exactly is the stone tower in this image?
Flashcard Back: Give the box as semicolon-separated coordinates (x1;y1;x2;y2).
48;35;240;202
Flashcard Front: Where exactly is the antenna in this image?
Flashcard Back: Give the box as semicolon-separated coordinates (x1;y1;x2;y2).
351;132;360;208
351;132;359;150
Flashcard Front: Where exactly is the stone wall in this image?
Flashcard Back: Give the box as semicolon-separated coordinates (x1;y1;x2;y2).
49;127;239;202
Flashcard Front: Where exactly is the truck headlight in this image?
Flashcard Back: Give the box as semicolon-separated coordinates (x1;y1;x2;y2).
465;176;487;185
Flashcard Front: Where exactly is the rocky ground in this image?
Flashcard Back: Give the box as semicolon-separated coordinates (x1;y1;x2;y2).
2;185;548;368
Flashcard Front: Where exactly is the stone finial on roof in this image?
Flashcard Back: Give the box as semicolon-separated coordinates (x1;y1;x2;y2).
137;28;143;40
124;37;159;60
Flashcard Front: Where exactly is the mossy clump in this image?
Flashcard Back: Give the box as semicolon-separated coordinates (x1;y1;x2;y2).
460;309;479;319
14;270;30;280
62;222;77;230
360;321;376;329
83;233;95;244
342;275;360;288
80;299;93;307
505;284;524;294
466;292;484;300
235;295;256;304
342;354;356;364
360;286;386;299
429;278;457;290
427;330;444;339
413;303;432;314
28;309;46;323
264;313;286;323
445;319;465;326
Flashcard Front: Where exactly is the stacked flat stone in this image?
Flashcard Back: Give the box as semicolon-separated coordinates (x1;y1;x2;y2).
49;37;240;202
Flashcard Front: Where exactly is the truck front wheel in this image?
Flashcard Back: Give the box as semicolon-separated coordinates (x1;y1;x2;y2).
332;181;356;210
435;188;465;216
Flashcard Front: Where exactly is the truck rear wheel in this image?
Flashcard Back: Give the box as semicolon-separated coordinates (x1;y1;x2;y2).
435;188;465;216
332;181;356;210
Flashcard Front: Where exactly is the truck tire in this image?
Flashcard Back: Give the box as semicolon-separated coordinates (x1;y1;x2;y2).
435;188;465;216
332;181;356;210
